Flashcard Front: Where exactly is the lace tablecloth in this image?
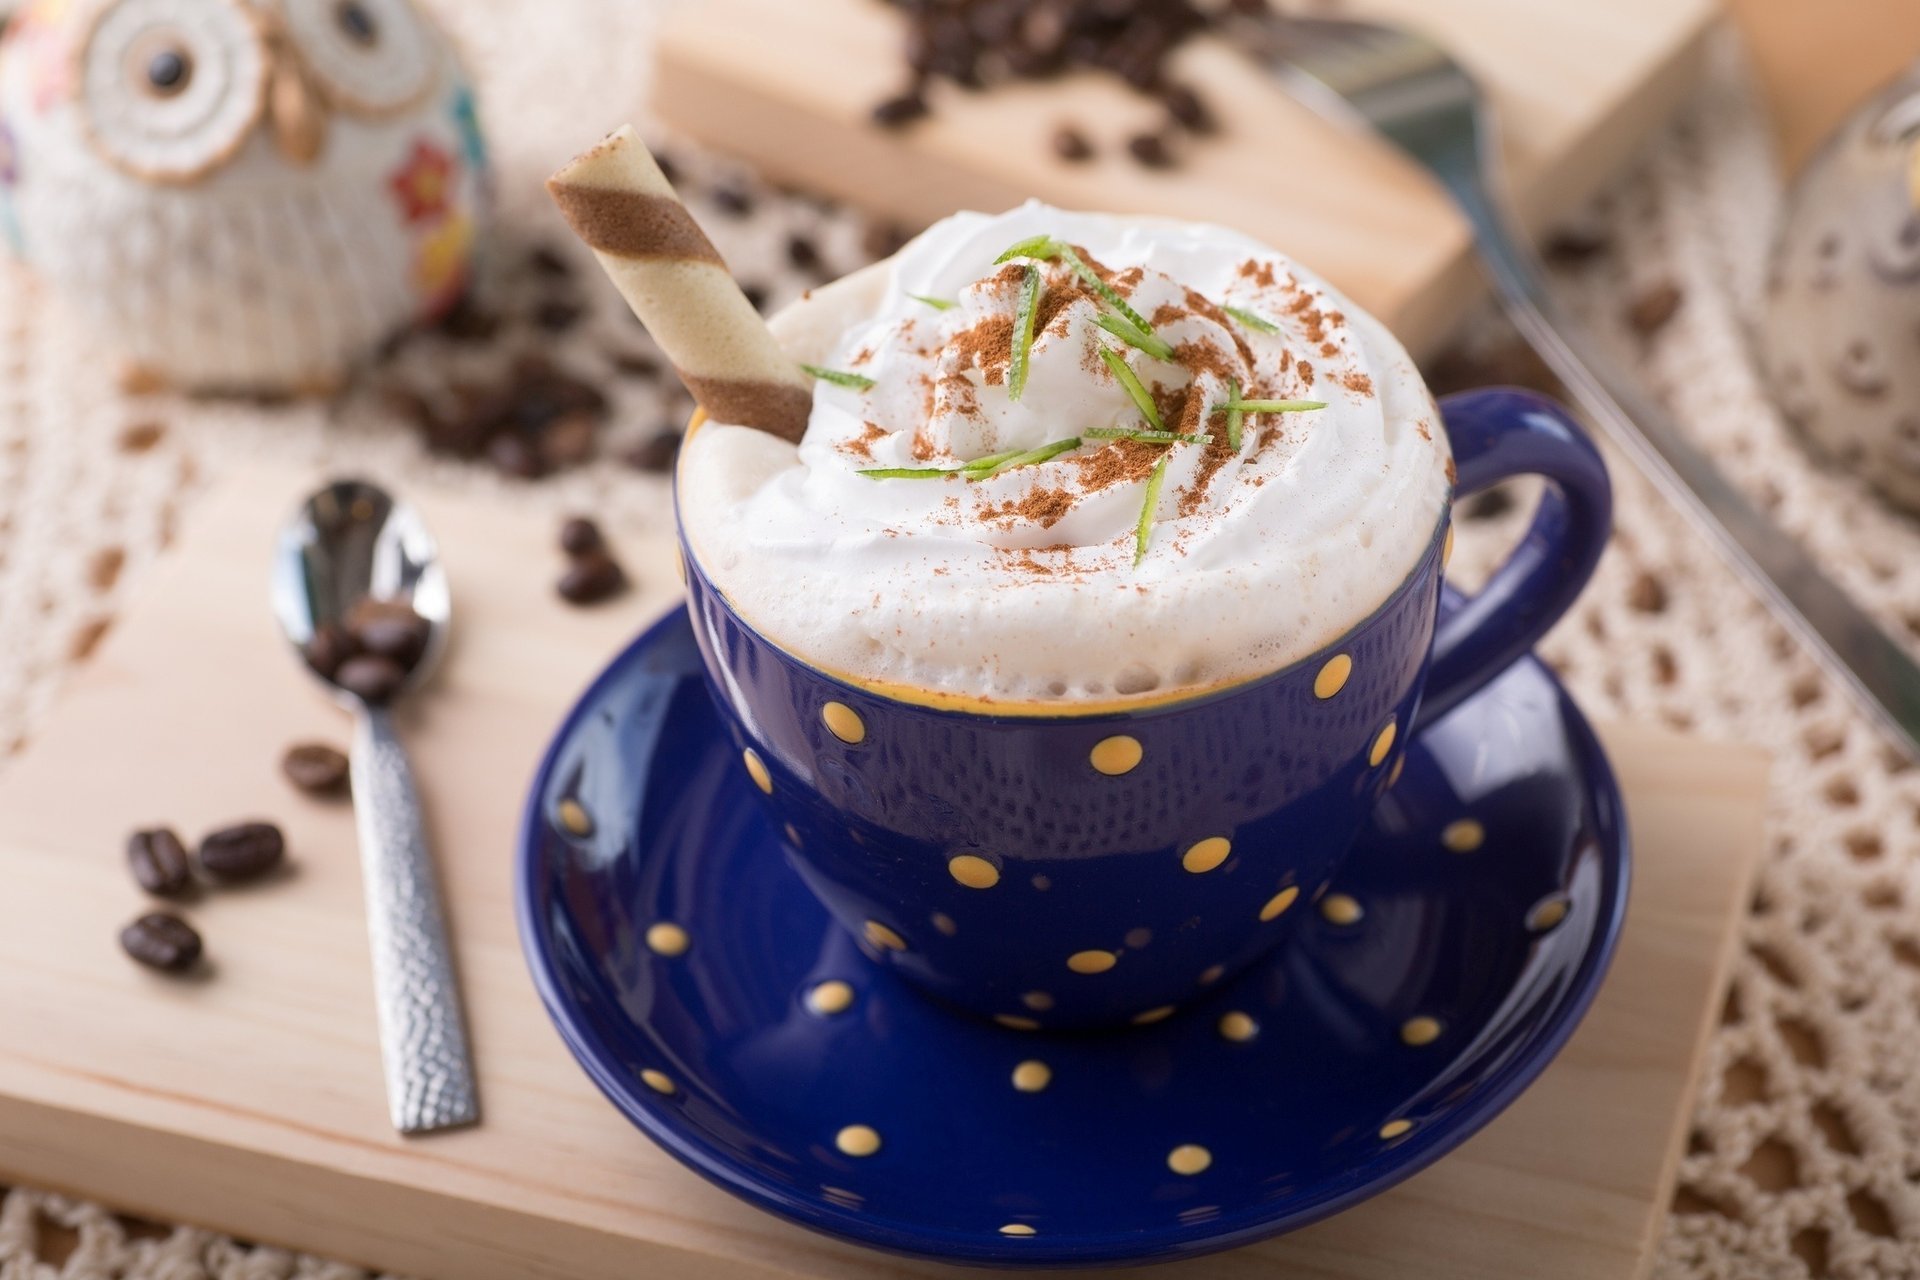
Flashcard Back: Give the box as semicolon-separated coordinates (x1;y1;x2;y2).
1;5;1914;1276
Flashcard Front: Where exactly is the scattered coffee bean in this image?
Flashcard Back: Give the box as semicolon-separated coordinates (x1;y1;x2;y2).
558;551;628;606
1544;226;1611;265
336;653;408;704
198;822;286;882
127;827;192;897
120;912;203;973
527;243;573;278
282;743;350;796
1461;486;1516;521
607;349;661;379
436;295;501;343
741;283;769;313
534;300;585;333
786;233;824;274
653;150;680;185
872;91;930;128
304;622;358;681
560;516;607;558
1128;131;1175;168
1628;281;1684;336
1052;125;1095;162
1162;83;1212;132
710;183;755;216
624;429;682;474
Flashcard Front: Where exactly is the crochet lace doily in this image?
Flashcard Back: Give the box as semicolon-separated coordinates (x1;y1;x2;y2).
1;7;1914;1277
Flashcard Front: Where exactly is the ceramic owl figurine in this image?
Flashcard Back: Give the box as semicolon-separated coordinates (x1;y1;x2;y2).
0;0;487;394
1758;61;1920;513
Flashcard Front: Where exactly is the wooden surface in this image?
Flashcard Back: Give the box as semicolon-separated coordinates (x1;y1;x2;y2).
1727;0;1920;171
651;0;1716;358
0;465;1767;1280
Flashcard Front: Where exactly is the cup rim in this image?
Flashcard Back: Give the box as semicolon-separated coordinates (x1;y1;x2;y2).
675;410;1453;720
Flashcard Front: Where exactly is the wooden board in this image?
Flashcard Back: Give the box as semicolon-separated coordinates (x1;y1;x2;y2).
0;465;1766;1280
651;0;1716;357
1726;0;1920;171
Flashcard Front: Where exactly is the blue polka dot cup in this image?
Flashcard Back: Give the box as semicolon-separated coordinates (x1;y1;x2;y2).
676;389;1611;1029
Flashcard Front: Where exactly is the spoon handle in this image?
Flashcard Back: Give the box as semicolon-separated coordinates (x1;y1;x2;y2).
350;705;480;1134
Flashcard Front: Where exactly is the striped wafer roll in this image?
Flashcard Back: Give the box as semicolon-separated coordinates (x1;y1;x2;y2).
547;125;813;443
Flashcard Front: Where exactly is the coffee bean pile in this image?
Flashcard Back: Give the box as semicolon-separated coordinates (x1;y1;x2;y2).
871;0;1260;167
303;596;433;705
117;821;288;974
556;517;630;606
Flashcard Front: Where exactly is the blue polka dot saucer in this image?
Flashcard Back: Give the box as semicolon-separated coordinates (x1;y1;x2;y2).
515;600;1629;1268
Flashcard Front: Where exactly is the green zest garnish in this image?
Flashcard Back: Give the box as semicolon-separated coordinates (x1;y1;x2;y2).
995;234;1059;264
1086;426;1213;444
1217;398;1327;413
1094;313;1177;361
910;294;958;311
1224;377;1244;452
802;364;876;390
996;235;1168;362
855;467;956;479
1134;454;1169;567
968;436;1081;480
1009;265;1041;402
1098;346;1164;431
1222;305;1280;334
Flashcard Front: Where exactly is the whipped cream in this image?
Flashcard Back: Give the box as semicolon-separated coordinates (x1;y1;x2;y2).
678;202;1452;703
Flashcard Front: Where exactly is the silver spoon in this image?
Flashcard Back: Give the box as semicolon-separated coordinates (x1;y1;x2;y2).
271;477;479;1135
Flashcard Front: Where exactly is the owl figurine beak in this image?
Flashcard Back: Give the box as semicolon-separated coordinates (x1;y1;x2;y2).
264;36;329;166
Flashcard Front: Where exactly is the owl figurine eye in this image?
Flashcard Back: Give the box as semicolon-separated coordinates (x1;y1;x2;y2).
282;0;437;117
78;0;269;182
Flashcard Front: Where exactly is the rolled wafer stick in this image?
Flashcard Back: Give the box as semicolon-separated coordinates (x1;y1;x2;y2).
547;125;813;443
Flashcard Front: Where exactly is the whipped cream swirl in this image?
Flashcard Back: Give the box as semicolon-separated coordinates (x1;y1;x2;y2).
678;202;1452;703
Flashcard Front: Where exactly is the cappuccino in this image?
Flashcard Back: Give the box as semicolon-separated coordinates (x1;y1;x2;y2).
677;203;1452;703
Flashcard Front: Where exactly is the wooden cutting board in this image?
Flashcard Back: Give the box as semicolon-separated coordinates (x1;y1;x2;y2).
651;0;1716;357
0;465;1766;1280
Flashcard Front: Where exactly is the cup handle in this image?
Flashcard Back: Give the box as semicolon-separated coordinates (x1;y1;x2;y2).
1415;388;1613;729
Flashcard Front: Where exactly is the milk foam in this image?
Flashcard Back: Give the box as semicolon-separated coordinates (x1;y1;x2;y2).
677;202;1453;703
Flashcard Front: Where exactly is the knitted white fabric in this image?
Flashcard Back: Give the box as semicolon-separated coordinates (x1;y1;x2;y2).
1;9;1915;1277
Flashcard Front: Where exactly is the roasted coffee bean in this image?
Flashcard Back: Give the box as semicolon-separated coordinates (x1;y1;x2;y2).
539;412;599;469
557;551;628;605
534;300;585;332
487;431;547;480
346;599;430;668
607;349;661;379
560;516;607;558
304;622;358;680
198;822;285;881
872;91;930;127
527;243;573;278
786;233;823;273
127;827;192;897
335;653;409;704
1627;281;1683;335
1052;125;1094;162
1162;82;1212;132
624;429;682;474
1544;226;1611;265
436;295;501;343
120;912;202;973
282;743;350;796
741;283;769;313
710;183;755;216
1128;131;1174;168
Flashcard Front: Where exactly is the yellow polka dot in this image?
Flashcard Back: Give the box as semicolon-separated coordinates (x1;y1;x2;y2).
1369;719;1398;767
1320;893;1363;926
646;922;690;956
1182;837;1231;874
999;1223;1037;1237
743;748;772;794
806;980;854;1015
863;921;906;951
1067;949;1118;974
1386;755;1406;789
1132;1005;1176;1025
1527;894;1571;932
640;1068;675;1095
1011;1060;1052;1092
1442;524;1456;570
1198;964;1225;986
1090;735;1143;776
557;798;593;836
1218;1011;1258;1042
1167;1144;1213;1175
1401;1016;1442;1046
1259;885;1300;922
835;1124;881;1157
822;701;866;745
1441;819;1484;853
1315;653;1353;699
1380;1119;1413;1140
1031;874;1052;891
948;854;1000;889
995;1014;1040;1030
1022;990;1054;1011
1124;926;1153;948
931;911;958;936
